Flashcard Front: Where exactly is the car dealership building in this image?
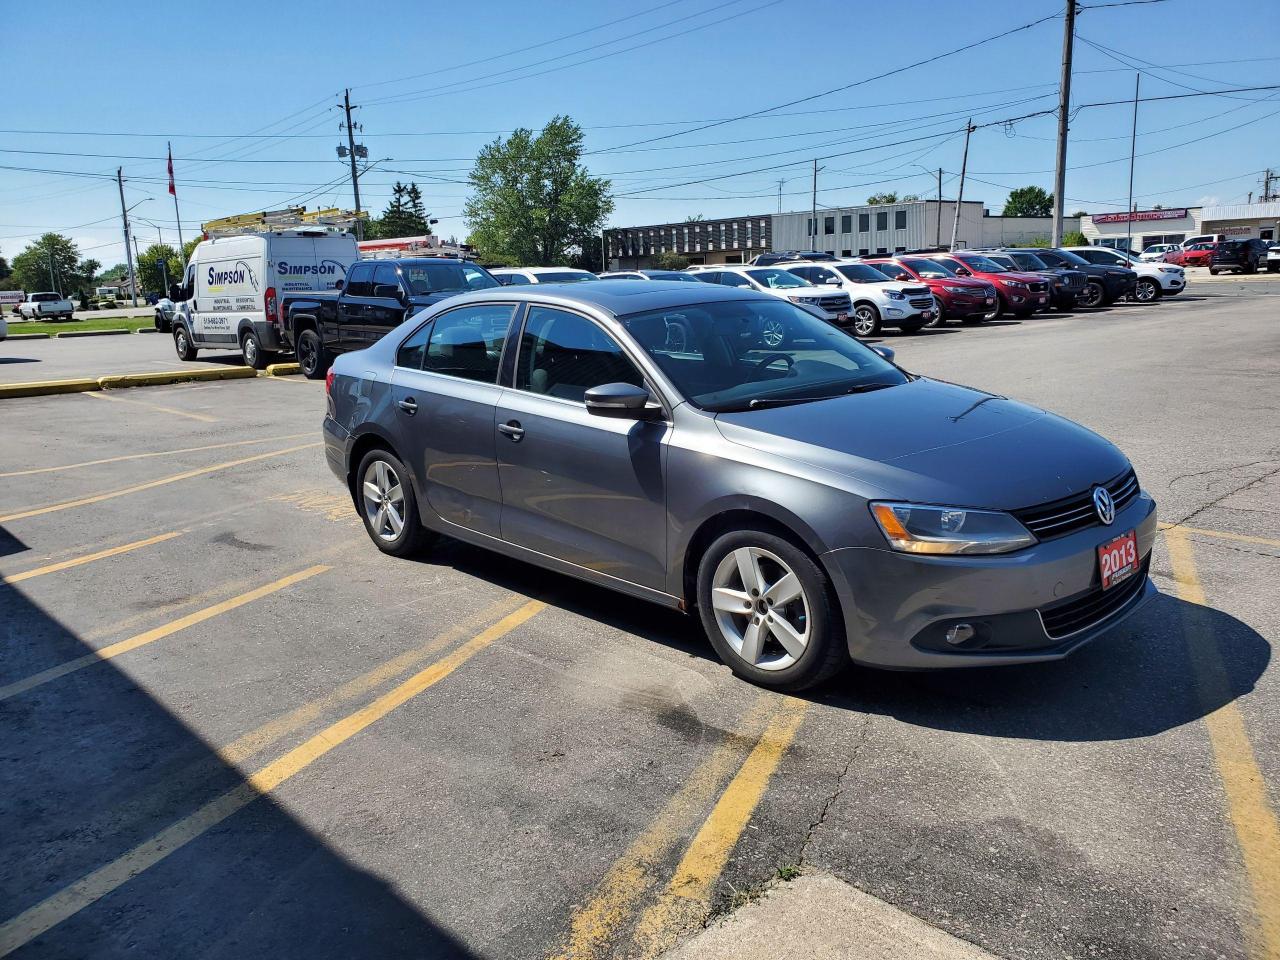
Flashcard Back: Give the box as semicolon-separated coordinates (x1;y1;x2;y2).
1080;203;1280;251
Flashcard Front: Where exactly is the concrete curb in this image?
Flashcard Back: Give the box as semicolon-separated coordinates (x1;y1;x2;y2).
6;332;51;341
0;378;101;399
97;367;257;390
55;328;133;338
135;328;160;334
264;362;302;377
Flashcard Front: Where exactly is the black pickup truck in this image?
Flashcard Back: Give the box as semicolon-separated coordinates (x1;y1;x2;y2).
282;257;501;378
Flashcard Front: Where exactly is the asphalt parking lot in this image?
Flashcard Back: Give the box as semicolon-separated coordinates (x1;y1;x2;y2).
1;289;1277;959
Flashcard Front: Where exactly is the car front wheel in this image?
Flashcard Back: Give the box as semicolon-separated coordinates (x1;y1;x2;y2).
851;304;881;337
696;529;846;691
1079;280;1106;308
1134;278;1161;302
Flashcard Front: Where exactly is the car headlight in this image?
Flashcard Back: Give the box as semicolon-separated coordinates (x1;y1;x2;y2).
870;502;1036;555
942;285;971;294
1158;266;1180;274
1004;280;1027;289
886;290;906;300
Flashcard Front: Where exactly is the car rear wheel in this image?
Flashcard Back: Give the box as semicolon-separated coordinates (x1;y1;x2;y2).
697;529;846;691
1079;280;1106;308
296;328;329;380
1134;278;1161;303
851;304;881;337
356;449;435;558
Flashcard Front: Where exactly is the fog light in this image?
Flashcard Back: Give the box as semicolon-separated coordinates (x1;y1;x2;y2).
945;623;976;646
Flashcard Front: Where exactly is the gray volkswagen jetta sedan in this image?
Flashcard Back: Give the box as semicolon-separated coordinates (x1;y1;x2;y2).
322;280;1157;690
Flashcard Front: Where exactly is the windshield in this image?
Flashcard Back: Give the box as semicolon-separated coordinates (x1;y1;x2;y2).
1048;248;1090;266
644;271;702;282
537;271;599;283
957;254;1008;273
619;299;907;412
1010;252;1048;271
745;268;809;289
868;261;913;281
401;260;499;296
900;257;955;279
835;263;891;283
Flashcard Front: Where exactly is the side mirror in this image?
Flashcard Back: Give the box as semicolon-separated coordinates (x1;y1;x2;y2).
954;266;971;276
585;382;656;419
495;276;513;286
823;277;841;286
871;346;895;362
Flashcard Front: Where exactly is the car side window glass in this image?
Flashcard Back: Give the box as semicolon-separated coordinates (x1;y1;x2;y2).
1037;251;1064;267
516;306;644;403
503;272;531;285
719;272;751;288
396;320;433;369
420;304;514;383
373;263;400;296
345;262;374;297
811;267;836;283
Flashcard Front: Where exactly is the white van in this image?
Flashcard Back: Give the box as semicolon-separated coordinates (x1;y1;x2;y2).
171;230;358;368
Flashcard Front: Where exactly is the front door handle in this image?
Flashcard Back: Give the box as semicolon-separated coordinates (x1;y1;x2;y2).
397;397;418;415
498;420;524;441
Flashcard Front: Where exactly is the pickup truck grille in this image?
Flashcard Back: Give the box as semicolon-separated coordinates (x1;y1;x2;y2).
1011;468;1140;541
908;297;934;311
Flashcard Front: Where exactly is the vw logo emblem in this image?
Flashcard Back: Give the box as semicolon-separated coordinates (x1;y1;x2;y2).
1093;486;1115;525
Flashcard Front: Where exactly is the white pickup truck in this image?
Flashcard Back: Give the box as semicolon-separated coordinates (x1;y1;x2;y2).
17;292;74;321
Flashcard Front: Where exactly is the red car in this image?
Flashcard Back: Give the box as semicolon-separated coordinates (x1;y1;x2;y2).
920;251;1051;319
864;256;999;325
1165;242;1216;267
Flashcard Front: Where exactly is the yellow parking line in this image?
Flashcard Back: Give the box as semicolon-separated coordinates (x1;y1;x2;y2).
0;564;330;702
0;599;545;956
628;699;809;957
83;389;218;423
0;434;312;479
1159;522;1280;550
1165;528;1280;959
0;442;320;524
549;696;794;960
2;531;184;584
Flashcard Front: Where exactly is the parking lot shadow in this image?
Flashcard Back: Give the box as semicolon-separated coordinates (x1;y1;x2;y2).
1;571;478;958
820;591;1270;743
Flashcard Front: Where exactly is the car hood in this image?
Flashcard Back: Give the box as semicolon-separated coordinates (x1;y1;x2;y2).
714;377;1129;509
993;271;1047;284
921;276;989;290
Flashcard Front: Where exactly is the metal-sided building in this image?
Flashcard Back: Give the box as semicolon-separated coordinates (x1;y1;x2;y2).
605;215;773;269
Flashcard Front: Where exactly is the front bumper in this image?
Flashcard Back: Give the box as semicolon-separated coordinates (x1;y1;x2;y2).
822;491;1158;669
940;292;996;316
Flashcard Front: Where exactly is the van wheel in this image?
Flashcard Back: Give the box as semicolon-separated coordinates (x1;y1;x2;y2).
696;528;846;691
296;329;328;380
356;448;435;558
240;330;270;370
174;325;197;361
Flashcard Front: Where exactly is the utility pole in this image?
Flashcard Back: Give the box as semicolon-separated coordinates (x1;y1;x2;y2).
47;247;58;295
116;167;138;308
778;179;785;215
1051;2;1078;247
811;160;819;252
936;167;943;247
342;89;364;239
169;142;187;268
1261;168;1276;203
950;120;973;252
1125;72;1140;255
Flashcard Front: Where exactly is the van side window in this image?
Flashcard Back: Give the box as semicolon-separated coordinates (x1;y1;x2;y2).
346;262;375;297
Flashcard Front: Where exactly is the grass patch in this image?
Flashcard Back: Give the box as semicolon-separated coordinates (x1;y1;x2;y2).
12;316;154;336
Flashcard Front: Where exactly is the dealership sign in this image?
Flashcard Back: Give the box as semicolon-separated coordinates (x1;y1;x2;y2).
1092;208;1190;224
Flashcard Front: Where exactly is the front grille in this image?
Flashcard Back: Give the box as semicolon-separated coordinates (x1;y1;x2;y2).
1039;554;1149;640
902;286;930;297
819;294;851;311
909;296;934;310
1028;281;1048;293
1012;468;1140;540
1057;271;1085;289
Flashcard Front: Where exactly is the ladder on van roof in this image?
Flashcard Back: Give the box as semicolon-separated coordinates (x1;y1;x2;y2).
201;206;367;237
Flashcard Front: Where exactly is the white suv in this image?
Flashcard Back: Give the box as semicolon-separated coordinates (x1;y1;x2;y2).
783;260;935;336
1063;246;1185;302
491;267;600;285
688;265;852;332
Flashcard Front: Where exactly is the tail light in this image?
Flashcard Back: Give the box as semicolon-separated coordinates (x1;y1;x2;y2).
265;286;279;325
325;367;336;395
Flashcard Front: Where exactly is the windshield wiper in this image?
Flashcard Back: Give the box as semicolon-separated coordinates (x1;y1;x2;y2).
713;381;898;412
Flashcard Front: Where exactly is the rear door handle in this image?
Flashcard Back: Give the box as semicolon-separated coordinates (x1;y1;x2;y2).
498;420;524;441
397;397;418;415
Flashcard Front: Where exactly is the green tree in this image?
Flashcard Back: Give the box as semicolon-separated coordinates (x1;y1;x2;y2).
1025;236;1051;248
902;194;921;202
652;252;690;270
182;237;200;264
464;116;614;266
1002;186;1054;218
0;255;10;282
9;233;98;295
375;182;433;237
137;243;182;295
100;263;129;283
866;192;898;205
1062;230;1088;247
1070;209;1088;218
683;214;705;222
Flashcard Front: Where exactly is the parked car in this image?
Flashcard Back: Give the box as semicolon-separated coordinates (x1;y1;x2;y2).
919;252;1050;318
1180;233;1227;249
169;229;360;369
688;265;851;338
781;260;935;335
17;292;74;321
1267;243;1280;273
977;250;1088;309
323;280;1157;690
1165;242;1216;268
749;251;838;266
0;290;24;315
1063;246;1185;302
154;297;175;332
598;270;703;282
280;257;502;379
0;312;7;342
491;267;599;285
1139;243;1178;262
863;257;998;324
995;248;1136;308
1209;238;1270;275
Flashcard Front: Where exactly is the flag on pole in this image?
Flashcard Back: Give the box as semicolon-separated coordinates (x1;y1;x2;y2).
167;145;176;196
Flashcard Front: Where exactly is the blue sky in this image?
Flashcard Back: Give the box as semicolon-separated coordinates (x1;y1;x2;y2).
2;0;1277;268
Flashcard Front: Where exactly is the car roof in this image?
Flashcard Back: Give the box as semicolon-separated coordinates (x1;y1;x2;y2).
413;278;774;315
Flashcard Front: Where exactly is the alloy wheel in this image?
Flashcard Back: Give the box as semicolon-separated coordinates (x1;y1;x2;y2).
711;547;811;671
852;305;878;337
362;459;406;543
1135;278;1158;303
298;335;318;376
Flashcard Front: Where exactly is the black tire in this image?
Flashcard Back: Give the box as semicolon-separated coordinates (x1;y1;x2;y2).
1268;263;1278;273
696;528;846;691
1209;268;1219;276
1243;260;1256;274
173;325;198;361
960;313;986;326
240;330;270;370
354;448;435;558
851;303;881;337
921;296;945;328
1079;280;1106;308
897;320;925;334
296;328;329;380
1134;278;1161;303
1013;308;1034;319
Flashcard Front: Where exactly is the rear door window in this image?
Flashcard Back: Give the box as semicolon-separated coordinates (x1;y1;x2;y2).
419;304;515;382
